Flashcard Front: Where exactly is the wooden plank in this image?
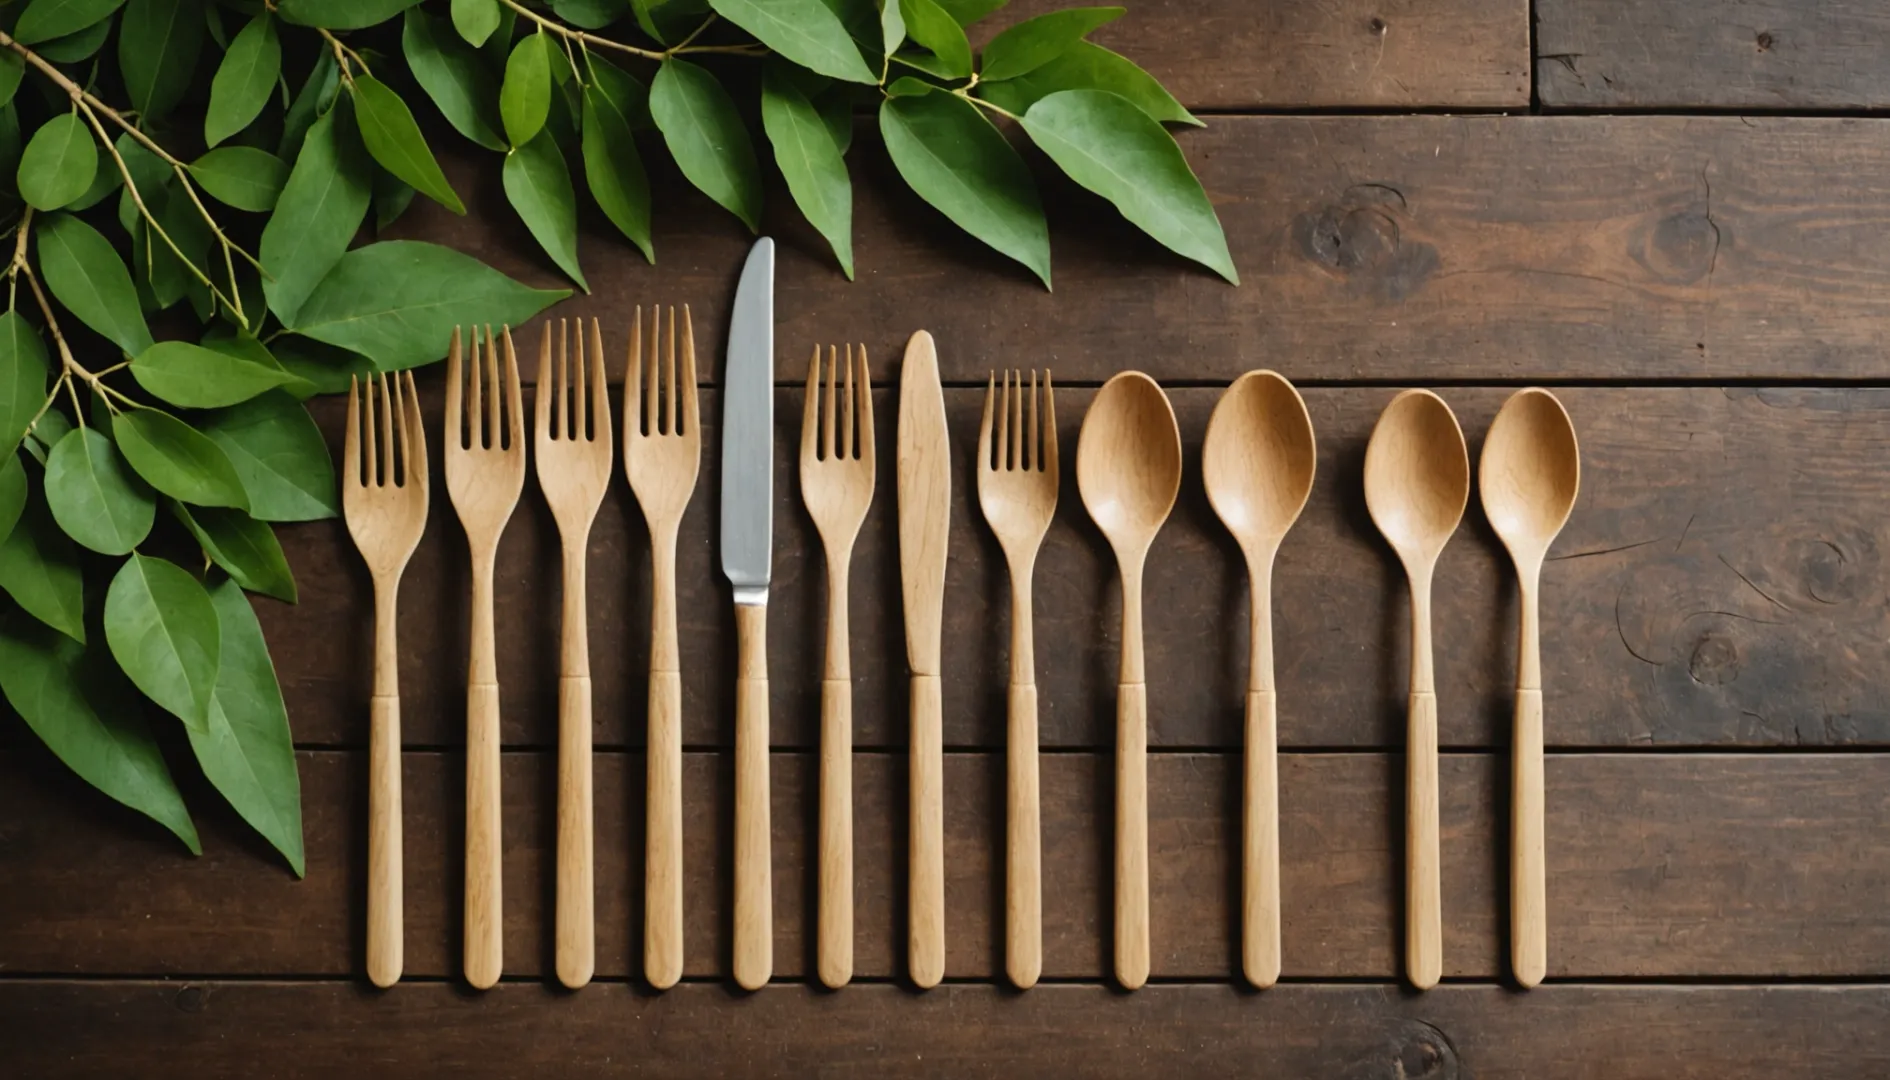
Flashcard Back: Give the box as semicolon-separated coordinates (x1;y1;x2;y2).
269;387;1890;750
7;749;1889;980
982;0;1529;109
5;980;1890;1078
1536;0;1890;109
388;116;1890;382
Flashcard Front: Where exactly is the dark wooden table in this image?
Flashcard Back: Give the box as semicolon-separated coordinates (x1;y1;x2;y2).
9;1;1890;1075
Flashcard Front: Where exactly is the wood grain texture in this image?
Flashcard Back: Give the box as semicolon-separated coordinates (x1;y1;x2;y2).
10;981;1890;1079
8;747;1890;981
382;117;1890;383
1536;0;1890;108
266;387;1890;751
985;0;1529;109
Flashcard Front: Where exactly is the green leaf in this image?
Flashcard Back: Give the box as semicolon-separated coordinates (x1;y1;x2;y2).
201;331;315;398
28;409;72;461
451;0;501;45
374;170;415;231
650;58;763;232
112;409;249;509
1020;89;1235;284
14;0;127;45
709;0;876;83
289;240;570;371
886;74;934;96
976;40;1198;126
631;0;708;43
64;153;120;212
934;0;1004;23
978;6;1121;82
503;130;586;290
351;74;466;215
879;0;905;54
260;102;373;327
268;337;372;397
0;489;85;642
762;64;852;278
193;577;303;873
551;0;627;28
189;146;289;212
120;0;203;123
897;0;969;78
205;14;282;148
0;616;199;854
403;8;506;152
0;104;22;190
38;212;155;355
500;31;552;149
36;15;114;61
130;340;298;408
879;90;1049;286
44;426;155;555
0;53;24;111
0;312;49;456
0;456;28;547
581;64;652;262
176;505;296;603
200;390;337;521
105;553;221;732
19;113;99;212
278;49;338;163
276;0;420;30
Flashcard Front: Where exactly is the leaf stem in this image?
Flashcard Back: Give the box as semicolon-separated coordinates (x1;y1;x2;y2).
496;0;766;63
960;89;1018;121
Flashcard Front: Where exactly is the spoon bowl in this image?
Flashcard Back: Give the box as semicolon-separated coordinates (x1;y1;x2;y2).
1480;388;1580;566
1364;389;1470;569
1203;370;1317;551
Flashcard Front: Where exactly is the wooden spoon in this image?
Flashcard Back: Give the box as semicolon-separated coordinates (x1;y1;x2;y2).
1202;370;1316;989
1077;371;1182;991
1479;388;1579;990
1363;389;1469;992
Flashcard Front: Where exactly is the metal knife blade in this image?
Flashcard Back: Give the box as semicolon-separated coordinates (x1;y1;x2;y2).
720;237;775;605
897;330;950;674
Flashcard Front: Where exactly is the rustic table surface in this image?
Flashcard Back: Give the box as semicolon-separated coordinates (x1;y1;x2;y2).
9;1;1890;1076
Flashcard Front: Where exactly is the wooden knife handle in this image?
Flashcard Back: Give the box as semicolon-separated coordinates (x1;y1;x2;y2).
367;693;402;989
1007;681;1041;990
1243;688;1280;989
909;673;944;989
732;603;772;991
818;678;853;989
1407;689;1442;991
1116;681;1149;990
644;670;683;990
1513;687;1547;988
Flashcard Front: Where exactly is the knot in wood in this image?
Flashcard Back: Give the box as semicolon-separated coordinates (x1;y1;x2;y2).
1294;184;1437;301
1636;208;1720;285
173;985;205;1013
1799;537;1862;605
1300;205;1400;273
1688;635;1740;686
1388;1019;1459;1079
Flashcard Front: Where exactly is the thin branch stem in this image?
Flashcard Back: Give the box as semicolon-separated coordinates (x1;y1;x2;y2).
498;0;665;61
671;13;718;50
960;89;1018;121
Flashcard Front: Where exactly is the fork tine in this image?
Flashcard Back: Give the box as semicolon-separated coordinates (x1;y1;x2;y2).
379;374;396;486
855;344;872;459
361;372;379;484
402;370;426;493
468;326;485;449
681;306;699;436
801;345;820;461
978;371;994;473
1009;370;1023;472
624;307;642;441
1042;370;1057;476
840;344;854;460
1027;370;1039;473
389;368;407;486
588;318;608;443
823;345;836;461
572;316;586;441
345;376;362;488
646;306;661;435
558;318;572;440
503;325;523;452
489;326;506;449
446;327;463;452
537;322;553;442
665;307;678;438
1000;370;1015;471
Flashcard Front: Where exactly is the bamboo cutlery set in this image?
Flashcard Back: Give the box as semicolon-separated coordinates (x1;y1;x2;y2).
344;239;1581;994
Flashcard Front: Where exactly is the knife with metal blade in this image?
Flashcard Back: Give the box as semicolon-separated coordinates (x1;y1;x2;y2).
722;237;774;991
897;329;949;989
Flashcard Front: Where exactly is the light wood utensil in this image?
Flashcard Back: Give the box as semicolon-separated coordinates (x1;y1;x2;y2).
623;305;700;990
975;369;1057;990
896;330;950;989
1201;370;1316;990
1479;388;1579;990
799;343;875;990
343;372;427;990
1363;389;1469;992
445;325;526;991
1076;371;1182;991
535;319;613;990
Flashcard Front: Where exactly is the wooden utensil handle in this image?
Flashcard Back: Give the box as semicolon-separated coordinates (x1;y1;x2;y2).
555;674;593;989
367;693;401;989
1407;689;1442;991
818;678;853;989
644;670;683;989
1116;681;1149;990
1007;681;1041;990
732;603;772;991
1243;688;1280;988
909;673;944;989
465;680;503;990
1513;687;1546;988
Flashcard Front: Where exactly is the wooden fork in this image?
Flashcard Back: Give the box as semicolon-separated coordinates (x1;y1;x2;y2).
445;325;526;991
799;344;875;989
535;319;612;990
622;305;700;990
975;370;1057;990
343;372;427;990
